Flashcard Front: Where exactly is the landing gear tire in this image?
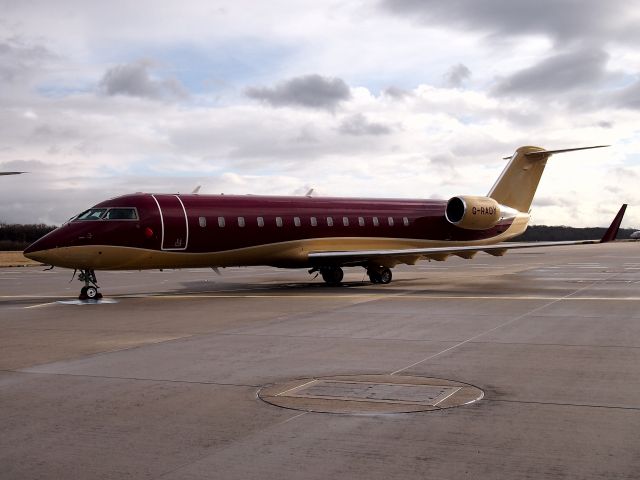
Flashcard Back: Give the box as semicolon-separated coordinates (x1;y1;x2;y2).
368;267;392;285
379;267;392;284
85;286;99;299
77;269;101;300
321;267;344;285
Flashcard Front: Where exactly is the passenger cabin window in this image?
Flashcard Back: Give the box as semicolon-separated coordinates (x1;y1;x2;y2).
104;208;138;220
388;217;394;226
358;217;365;226
294;217;301;227
199;216;207;228
327;217;334;227
310;217;317;227
75;208;107;221
218;217;225;228
343;217;349;226
257;217;264;227
238;217;245;227
403;217;409;226
373;217;379;227
276;217;283;227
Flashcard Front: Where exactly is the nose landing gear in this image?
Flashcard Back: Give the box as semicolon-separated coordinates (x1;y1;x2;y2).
78;269;102;300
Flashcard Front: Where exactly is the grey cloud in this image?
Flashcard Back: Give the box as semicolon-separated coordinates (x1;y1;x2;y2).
610;167;638;179
0;37;54;84
99;60;187;100
533;196;575;208
380;0;638;44
611;79;640;110
493;48;609;96
0;159;47;172
338;113;393;136
383;86;413;99
246;74;351;110
444;64;471;88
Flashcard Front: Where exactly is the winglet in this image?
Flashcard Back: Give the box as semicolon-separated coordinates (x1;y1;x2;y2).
600;204;627;243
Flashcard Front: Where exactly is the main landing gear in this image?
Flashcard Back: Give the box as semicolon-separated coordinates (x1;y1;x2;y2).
77;269;102;300
310;266;393;285
367;266;392;284
320;266;344;285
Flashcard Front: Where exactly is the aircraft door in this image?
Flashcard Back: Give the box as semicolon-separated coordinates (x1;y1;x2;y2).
152;194;189;250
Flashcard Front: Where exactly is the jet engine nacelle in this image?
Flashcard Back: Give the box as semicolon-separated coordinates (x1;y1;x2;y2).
445;195;511;230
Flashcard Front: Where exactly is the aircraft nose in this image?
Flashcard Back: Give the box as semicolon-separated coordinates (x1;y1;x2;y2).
23;229;61;263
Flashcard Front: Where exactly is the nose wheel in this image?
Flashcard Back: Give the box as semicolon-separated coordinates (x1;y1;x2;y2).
78;269;102;300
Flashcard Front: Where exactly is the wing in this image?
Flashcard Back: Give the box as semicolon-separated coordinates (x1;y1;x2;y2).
309;204;627;267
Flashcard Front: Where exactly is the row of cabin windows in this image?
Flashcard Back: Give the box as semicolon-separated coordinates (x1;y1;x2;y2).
203;216;411;228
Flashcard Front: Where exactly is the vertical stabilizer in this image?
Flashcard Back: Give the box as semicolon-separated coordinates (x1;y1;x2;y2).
488;146;550;212
488;145;608;212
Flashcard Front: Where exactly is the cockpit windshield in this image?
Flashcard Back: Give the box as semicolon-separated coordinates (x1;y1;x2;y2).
75;208;108;221
73;207;138;221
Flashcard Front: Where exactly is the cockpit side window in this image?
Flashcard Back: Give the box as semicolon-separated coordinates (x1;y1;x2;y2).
75;208;108;221
105;208;138;220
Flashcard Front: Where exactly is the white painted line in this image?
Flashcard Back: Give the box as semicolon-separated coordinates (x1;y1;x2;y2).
276;379;318;397
388;273;619;376
432;387;462;406
279;412;308;424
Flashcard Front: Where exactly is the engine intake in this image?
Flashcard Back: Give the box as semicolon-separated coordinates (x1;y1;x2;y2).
445;195;503;230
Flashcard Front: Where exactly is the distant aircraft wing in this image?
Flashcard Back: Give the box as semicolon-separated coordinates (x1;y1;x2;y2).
309;204;627;267
0;172;26;176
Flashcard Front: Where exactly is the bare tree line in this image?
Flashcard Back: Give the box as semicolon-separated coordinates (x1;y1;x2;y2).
0;223;636;251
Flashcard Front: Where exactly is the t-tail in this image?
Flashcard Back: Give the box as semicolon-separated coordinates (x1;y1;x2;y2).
487;145;609;212
444;145;610;239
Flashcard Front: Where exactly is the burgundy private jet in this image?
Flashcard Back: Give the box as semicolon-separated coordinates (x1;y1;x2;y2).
24;145;626;299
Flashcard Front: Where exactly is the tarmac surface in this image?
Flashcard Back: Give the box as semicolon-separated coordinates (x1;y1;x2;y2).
1;242;640;479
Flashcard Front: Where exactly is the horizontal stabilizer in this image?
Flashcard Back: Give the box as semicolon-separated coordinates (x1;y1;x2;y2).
502;145;609;160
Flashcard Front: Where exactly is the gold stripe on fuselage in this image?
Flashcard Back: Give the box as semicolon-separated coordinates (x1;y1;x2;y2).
27;214;530;270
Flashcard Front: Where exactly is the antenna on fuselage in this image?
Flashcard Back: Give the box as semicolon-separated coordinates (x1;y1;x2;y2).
192;185;201;194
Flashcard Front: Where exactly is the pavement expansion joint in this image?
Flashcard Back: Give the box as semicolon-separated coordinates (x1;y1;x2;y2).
259;374;484;414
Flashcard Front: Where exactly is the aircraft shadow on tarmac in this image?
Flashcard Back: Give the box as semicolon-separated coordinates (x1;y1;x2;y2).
170;274;521;297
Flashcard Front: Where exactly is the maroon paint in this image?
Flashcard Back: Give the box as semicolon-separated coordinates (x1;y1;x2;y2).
24;193;515;262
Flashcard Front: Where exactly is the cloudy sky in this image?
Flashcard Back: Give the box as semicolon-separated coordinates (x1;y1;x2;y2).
1;0;640;227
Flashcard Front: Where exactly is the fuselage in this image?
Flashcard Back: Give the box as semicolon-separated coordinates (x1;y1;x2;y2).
23;193;530;270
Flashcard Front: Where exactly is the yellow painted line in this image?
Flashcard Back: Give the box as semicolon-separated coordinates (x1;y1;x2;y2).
23;302;57;309
143;294;640;301
7;293;640;303
0;295;66;299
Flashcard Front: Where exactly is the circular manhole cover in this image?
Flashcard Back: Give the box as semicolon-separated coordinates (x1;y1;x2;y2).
259;374;483;414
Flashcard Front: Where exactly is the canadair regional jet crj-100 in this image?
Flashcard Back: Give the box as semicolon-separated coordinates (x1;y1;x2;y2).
24;145;627;299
